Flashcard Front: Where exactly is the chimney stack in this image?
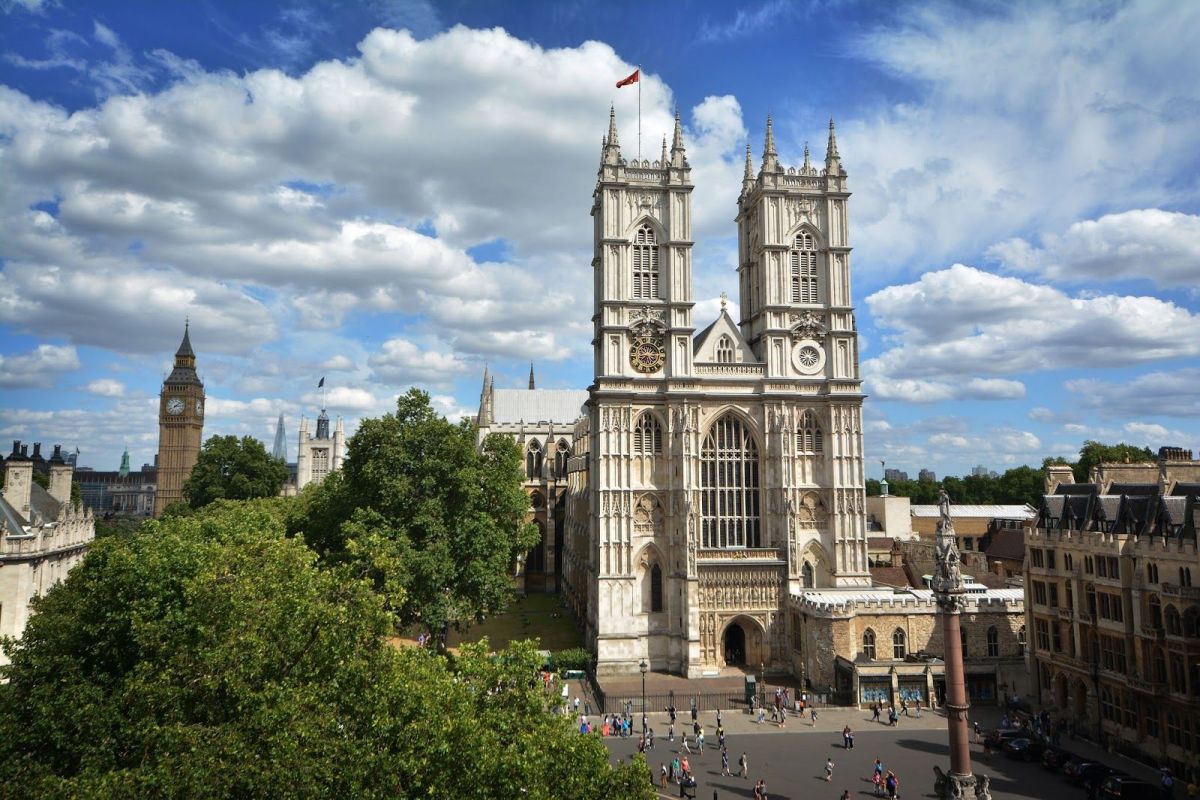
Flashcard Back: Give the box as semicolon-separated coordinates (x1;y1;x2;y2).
3;440;34;520
48;444;74;507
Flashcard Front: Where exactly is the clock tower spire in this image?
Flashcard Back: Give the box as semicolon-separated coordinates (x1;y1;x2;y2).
153;321;205;516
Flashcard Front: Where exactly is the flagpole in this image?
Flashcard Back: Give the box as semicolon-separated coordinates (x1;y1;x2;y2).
637;63;642;160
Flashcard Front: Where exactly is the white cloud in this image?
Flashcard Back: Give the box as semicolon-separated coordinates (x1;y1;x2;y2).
301;385;385;414
697;1;797;43
85;378;125;397
835;3;1200;275
0;344;80;388
321;355;355;371
863;265;1200;395
989;209;1200;288
1066;368;1200;419
368;337;470;387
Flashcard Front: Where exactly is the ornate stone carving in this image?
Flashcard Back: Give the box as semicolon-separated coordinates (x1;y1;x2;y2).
788;310;827;342
784;195;821;231
633;493;664;533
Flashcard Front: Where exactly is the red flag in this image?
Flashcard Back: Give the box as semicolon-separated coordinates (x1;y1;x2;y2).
616;69;639;88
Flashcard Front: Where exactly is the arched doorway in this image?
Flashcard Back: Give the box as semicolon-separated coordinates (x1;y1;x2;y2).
724;624;746;666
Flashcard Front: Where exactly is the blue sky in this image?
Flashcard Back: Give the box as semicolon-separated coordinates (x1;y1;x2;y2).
2;0;1199;478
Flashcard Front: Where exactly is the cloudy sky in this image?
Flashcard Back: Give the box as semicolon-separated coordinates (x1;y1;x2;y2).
1;0;1198;478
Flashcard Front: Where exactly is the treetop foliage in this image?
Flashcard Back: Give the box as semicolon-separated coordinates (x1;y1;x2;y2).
183;434;289;508
0;499;651;799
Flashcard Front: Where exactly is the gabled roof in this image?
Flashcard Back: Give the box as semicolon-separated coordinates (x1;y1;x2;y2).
693;309;757;363
870;566;914;589
1171;483;1200;498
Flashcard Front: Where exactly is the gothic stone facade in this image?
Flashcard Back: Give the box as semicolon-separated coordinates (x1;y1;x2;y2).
564;112;870;677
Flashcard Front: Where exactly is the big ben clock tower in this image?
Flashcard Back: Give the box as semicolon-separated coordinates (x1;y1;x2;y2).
153;322;205;516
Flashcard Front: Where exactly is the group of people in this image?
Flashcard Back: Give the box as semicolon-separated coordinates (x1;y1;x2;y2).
868;698;919;725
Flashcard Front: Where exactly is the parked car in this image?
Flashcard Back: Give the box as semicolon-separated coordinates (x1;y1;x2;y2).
984;728;1026;750
1041;746;1077;771
1098;776;1161;800
1078;764;1124;793
1003;737;1049;761
1063;758;1097;780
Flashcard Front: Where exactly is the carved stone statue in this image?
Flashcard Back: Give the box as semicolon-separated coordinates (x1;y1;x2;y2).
938;488;952;531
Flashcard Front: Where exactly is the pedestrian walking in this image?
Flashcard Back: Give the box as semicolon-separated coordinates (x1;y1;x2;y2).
842;792;852;800
885;770;899;800
682;733;692;754
973;720;981;743
915;699;922;718
716;708;723;728
872;702;881;722
739;752;748;778
825;757;836;782
670;757;680;784
756;706;765;725
574;696;580;713
900;698;908;717
680;756;690;779
873;772;884;796
717;726;726;749
721;747;731;776
811;706;819;726
696;729;705;753
753;778;767;800
647;727;654;750
659;762;668;789
888;707;898;726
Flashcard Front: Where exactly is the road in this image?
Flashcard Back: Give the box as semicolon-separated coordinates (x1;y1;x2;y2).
601;706;1156;800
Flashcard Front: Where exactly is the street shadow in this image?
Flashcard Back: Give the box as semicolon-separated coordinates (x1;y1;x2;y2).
707;780;791;800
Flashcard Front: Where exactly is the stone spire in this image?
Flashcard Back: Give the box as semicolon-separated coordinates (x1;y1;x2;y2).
176;319;195;360
118;446;130;478
528;362;536;390
660;135;668;167
803;141;812;173
602;105;622;166
166;321;202;387
742;142;755;193
825;116;842;173
761;115;779;173
670;107;687;168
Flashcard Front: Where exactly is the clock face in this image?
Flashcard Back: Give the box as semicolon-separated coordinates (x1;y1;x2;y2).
630;338;665;374
166;397;185;415
195;399;204;416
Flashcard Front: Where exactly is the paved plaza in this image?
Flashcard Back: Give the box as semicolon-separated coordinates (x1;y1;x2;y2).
602;705;1162;800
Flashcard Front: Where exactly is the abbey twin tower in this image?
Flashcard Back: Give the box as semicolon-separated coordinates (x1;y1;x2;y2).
546;109;870;678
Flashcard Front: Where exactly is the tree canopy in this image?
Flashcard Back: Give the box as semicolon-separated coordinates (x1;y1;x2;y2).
183;434;289;508
292;389;538;637
867;441;1155;506
0;499;651;799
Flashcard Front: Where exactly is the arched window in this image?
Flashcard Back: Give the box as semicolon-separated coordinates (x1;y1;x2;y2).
555;439;570;478
650;563;663;613
796;409;823;454
892;628;907;660
801;562;814;588
1165;605;1182;636
987;626;1000;658
1149;595;1163;630
1184;607;1200;639
632;224;660;300
526;439;543;480
633;413;663;455
700;414;761;549
526;521;546;572
862;628;876;660
789;231;818;304
530;491;544;509
715;335;735;363
1017;625;1026;655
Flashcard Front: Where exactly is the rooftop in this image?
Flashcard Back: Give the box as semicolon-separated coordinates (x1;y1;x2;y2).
490;389;589;426
911;504;1036;519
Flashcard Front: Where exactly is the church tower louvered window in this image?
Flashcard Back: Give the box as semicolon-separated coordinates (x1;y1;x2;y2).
790;231;818;304
633;413;663;455
700;414;761;548
796;409;823;454
632;224;660;300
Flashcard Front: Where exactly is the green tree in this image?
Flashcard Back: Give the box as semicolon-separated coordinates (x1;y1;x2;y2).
0;499;650;799
294;389;538;637
995;465;1044;508
1074;440;1155;483
183;434;289;508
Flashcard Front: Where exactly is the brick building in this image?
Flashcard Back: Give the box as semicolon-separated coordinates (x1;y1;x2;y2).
1026;449;1200;777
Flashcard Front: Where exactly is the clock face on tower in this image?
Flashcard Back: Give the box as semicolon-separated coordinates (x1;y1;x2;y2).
629;338;665;374
166;397;185;415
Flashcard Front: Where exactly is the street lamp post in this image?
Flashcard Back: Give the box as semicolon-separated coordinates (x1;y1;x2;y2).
639;658;648;738
932;490;991;800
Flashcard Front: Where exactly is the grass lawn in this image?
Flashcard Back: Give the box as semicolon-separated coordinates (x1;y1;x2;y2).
447;593;583;652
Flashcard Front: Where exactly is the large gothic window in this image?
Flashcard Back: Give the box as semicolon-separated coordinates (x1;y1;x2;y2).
633;413;663;455
700;414;761;548
796;409;823;454
790;231;818;304
555;439;570;478
632;224;660;300
715;335;735;363
526;439;543;480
